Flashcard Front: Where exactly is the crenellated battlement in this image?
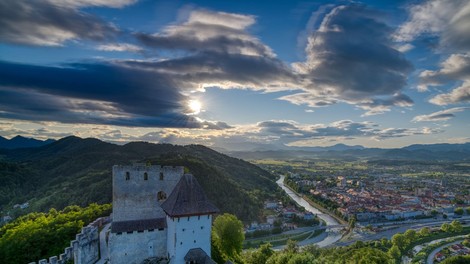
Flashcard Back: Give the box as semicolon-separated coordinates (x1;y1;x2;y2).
28;217;109;264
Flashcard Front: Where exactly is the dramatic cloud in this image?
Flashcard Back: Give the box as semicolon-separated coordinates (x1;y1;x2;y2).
0;0;136;46
396;0;470;52
398;1;470;105
136;9;273;57
123;52;299;93
412;107;469;122
132;9;299;93
286;4;413;115
0;60;229;129
420;54;470;105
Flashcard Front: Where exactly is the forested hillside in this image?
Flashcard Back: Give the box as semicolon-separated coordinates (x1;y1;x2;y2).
0;136;279;222
0;203;111;264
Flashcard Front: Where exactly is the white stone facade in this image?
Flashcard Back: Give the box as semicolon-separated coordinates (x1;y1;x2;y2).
166;215;212;264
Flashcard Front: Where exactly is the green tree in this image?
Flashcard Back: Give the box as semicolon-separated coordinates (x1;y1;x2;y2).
388;245;401;261
348;247;392;264
404;229;417;243
391;233;407;250
0;203;111;264
440;255;470;264
454;208;464;215
244;243;274;264
418;227;430;237
430;210;438;216
213;213;245;260
462;239;470;247
450;220;463;232
285;239;299;253
466;207;470;214
441;222;451;232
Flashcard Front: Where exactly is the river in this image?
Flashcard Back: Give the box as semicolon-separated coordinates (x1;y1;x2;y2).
277;175;342;247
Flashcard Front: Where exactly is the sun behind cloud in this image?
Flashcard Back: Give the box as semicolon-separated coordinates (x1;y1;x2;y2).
188;100;202;115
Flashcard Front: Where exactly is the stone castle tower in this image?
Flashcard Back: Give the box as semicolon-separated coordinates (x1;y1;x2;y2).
108;164;219;264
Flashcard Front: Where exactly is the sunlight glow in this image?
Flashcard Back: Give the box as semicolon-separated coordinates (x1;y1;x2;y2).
188;100;202;115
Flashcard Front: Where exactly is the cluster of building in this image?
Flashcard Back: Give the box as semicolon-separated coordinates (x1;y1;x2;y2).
435;242;470;262
289;170;469;223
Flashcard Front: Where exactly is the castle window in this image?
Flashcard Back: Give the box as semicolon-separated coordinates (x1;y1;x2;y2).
194;240;196;243
125;172;130;180
182;228;185;232
144;172;148;181
157;191;167;201
159;172;164;180
201;226;204;230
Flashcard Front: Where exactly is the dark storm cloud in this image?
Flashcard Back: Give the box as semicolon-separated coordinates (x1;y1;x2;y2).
286;4;414;114
0;60;229;129
0;0;129;46
124;52;298;91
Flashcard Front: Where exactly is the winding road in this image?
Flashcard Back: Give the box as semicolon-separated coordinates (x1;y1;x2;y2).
277;175;342;247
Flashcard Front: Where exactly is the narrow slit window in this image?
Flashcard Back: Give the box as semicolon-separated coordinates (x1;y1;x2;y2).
125;172;130;180
144;172;148;181
159;172;164;180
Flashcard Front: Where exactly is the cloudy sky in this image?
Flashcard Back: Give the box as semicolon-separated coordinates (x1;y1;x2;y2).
0;0;469;150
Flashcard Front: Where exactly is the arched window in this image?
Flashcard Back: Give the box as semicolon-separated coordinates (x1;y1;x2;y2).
157;191;167;201
144;172;148;181
125;172;130;180
159;172;164;180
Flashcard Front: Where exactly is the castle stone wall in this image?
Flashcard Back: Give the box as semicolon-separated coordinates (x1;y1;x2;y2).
109;228;167;264
112;165;184;222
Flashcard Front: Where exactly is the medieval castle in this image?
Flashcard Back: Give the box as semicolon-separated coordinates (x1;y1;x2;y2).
29;164;220;264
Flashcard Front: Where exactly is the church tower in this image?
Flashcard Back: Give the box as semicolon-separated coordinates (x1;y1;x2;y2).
162;174;219;264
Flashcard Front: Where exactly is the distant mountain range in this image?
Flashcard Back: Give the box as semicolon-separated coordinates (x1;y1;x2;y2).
0;135;55;149
1;135;469;161
227;142;470;161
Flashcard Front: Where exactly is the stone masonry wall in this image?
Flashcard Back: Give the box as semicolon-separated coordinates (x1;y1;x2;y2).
28;217;109;264
112;165;184;222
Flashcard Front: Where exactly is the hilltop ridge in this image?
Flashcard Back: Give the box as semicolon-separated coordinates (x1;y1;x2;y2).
0;136;279;222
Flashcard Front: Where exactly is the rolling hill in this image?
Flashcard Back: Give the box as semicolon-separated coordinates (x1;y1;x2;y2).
0;136;280;222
